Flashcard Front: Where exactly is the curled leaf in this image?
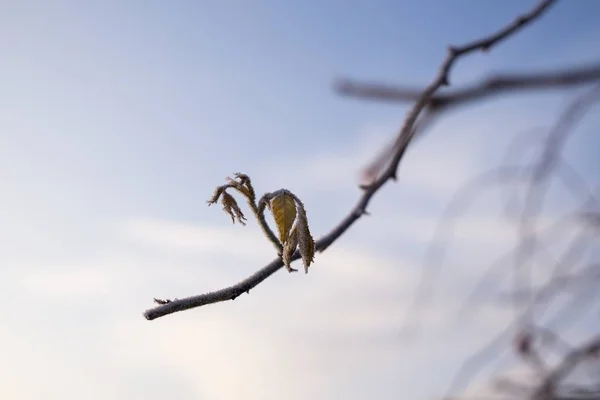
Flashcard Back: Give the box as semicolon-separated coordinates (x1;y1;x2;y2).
226;176;251;198
207;186;226;205
296;206;315;273
270;191;297;244
234;172;256;201
282;226;298;272
221;191;246;225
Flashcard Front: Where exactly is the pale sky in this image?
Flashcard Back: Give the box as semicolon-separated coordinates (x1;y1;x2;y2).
1;1;599;399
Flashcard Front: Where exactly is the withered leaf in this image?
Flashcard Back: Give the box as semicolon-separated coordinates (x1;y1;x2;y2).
282;225;298;272
296;209;315;273
221;191;246;225
207;186;226;205
270;191;297;244
226;177;251;199
234;172;255;201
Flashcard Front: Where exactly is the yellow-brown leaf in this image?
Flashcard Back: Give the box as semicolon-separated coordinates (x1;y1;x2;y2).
270;192;297;244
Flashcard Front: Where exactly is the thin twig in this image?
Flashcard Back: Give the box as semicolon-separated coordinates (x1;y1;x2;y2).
143;0;557;321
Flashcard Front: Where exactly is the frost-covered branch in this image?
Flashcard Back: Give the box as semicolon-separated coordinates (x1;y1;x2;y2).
144;0;568;321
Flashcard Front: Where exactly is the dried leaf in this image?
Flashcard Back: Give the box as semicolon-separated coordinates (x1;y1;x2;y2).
282;225;298;272
234;172;250;183
270;191;297;244
296;208;315;273
226;177;251;198
207;186;226;205
221;191;246;225
234;172;255;201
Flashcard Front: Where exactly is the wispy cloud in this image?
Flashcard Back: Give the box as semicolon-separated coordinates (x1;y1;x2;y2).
19;266;114;298
3;214;520;399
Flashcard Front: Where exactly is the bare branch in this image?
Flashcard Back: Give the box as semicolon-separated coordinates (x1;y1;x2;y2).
143;0;557;321
335;62;600;110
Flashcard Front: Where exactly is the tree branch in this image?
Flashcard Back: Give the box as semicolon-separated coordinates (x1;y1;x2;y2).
335;62;600;110
143;0;558;321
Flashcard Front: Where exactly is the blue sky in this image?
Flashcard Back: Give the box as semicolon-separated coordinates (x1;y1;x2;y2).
1;1;599;399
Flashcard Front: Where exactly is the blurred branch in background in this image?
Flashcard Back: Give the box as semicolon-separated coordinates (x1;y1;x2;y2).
409;54;600;400
335;63;600;111
408;86;600;400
